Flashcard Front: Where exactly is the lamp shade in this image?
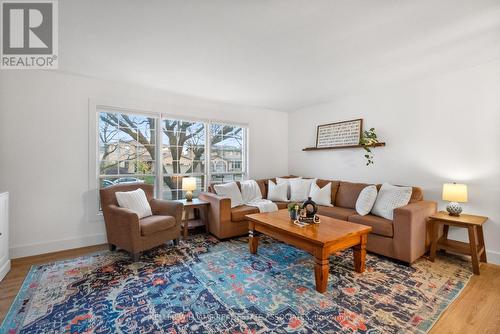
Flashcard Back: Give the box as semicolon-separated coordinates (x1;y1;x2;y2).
442;183;468;203
182;177;197;191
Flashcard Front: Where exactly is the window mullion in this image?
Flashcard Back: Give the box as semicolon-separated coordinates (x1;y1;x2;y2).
156;117;162;199
205;121;211;191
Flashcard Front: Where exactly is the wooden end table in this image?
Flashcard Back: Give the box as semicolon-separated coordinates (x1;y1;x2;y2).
429;211;488;275
246;210;372;293
176;199;210;238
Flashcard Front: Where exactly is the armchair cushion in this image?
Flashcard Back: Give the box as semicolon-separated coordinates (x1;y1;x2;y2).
140;215;176;236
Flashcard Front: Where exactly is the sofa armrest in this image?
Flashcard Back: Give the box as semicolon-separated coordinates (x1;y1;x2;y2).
150;199;183;227
199;192;231;238
393;200;437;263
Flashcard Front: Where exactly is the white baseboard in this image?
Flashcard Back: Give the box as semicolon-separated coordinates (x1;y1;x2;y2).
0;259;10;281
486;250;500;265
10;234;107;259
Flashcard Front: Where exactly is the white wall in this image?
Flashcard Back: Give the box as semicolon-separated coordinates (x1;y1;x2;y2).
0;71;289;258
288;60;500;264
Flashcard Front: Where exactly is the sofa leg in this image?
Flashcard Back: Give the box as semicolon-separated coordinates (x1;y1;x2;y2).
109;244;116;251
173;238;180;246
132;252;141;262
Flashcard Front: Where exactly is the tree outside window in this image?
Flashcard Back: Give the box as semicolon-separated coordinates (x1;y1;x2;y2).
98;111;247;201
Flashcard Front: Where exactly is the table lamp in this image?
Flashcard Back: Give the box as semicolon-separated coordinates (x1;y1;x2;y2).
442;183;468;216
182;177;197;201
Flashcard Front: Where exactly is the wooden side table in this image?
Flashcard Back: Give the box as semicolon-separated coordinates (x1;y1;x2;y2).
176;198;210;238
428;211;488;275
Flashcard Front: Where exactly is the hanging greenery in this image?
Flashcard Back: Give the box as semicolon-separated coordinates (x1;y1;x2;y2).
360;128;379;166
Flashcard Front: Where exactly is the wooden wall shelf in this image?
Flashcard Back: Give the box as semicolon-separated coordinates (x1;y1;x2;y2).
302;142;386;151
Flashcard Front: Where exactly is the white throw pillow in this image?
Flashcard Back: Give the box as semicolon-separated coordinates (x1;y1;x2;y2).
309;182;332;207
355;185;378;216
214;182;244;208
371;183;412;220
289;178;317;202
267;180;288;202
115;188;152;219
276;177;302;199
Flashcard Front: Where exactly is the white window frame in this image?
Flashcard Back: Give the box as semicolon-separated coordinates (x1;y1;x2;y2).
88;98;158;222
89;100;249;221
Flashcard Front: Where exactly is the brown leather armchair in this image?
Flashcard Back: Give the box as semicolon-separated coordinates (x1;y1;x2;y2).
100;183;183;261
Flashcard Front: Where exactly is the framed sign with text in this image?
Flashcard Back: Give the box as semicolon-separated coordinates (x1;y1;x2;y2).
316;119;363;148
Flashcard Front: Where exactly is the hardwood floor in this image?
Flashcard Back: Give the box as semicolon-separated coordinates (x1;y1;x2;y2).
429;262;500;334
1;245;499;333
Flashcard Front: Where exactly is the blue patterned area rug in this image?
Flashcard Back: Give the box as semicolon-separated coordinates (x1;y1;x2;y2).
2;235;471;334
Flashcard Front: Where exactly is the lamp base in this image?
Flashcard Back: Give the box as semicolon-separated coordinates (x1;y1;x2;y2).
446;202;462;216
185;191;193;202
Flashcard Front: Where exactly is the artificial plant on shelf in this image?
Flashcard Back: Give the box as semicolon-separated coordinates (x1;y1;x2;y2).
359;127;379;166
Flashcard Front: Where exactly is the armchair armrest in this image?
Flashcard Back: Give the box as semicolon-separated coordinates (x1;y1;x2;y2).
150;199;183;226
105;204;141;236
393;200;437;263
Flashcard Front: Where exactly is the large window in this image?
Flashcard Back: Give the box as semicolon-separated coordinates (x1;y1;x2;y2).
96;109;247;202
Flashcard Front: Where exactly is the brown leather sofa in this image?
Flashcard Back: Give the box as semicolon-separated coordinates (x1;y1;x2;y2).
199;177;437;264
100;183;183;261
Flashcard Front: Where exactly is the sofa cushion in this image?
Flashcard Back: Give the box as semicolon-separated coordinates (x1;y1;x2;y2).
317;206;357;220
231;205;259;222
348;214;393;237
335;181;371;209
255;179;268;198
140;215;176;236
409;187;423;203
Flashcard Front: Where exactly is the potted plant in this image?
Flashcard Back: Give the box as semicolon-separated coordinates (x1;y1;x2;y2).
287;203;300;220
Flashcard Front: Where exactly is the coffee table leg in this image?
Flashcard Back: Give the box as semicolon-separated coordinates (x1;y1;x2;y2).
353;234;367;273
249;229;259;254
314;257;329;293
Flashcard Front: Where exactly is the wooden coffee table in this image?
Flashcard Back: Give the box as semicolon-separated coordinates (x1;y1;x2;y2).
246;210;372;293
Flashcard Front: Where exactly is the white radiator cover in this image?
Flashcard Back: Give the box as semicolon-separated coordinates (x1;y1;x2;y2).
0;192;10;281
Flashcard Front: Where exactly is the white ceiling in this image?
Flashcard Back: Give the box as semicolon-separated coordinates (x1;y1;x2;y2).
59;0;500;111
